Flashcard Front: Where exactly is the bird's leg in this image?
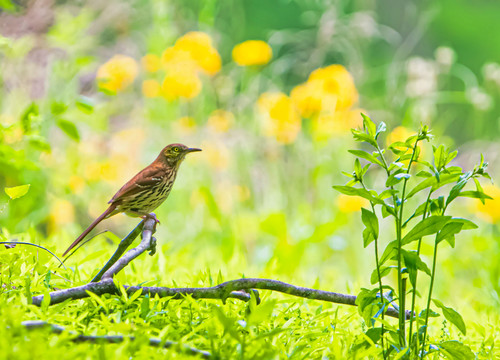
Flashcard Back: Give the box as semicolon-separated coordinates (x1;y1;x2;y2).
142;212;160;225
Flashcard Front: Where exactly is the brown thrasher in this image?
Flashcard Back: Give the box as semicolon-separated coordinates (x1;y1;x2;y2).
62;143;201;256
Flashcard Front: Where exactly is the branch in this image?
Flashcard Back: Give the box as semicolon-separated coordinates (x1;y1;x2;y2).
21;320;210;358
91;221;145;282
35;215;409;321
32;277;409;319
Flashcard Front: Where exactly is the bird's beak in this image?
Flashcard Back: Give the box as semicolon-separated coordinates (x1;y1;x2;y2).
186;147;202;153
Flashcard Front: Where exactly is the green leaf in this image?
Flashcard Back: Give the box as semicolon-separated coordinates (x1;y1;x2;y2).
351;129;377;147
386;172;411;187
406;173;460;199
5;184;30;199
361;113;376;137
370;266;395;284
436;222;463;246
348;150;384;167
76;96;95;114
457;191;493;201
56;119;80;141
432;299;466;335
402;250;431;287
402;216;452;245
439;341;474;360
375;122;386;139
333;186;385;205
446;174;471;206
361;208;379;247
379;240;398;265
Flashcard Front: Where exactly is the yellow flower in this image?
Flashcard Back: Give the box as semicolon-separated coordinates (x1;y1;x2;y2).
161;70;202;100
141;54;161;72
68;175;85;194
175;32;221;75
311;109;362;141
142;79;161;98
96;55;138;93
174;116;197;135
232;40;272;66
258;92;302;144
207;109;234;133
337;194;368;213
308;64;358;109
290;80;330;118
386;126;414;146
474;184;500;223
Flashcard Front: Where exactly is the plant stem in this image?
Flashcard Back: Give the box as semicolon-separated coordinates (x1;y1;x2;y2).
407;189;433;355
395;138;420;347
360;180;387;360
420;240;439;358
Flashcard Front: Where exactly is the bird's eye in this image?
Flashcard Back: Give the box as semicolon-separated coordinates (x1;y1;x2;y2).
173;147;180;152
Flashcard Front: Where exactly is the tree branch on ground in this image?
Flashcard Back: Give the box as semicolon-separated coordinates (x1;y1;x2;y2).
21;320;211;359
34;216;410;320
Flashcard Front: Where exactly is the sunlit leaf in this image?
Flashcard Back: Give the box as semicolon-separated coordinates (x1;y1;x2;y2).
361;208;379;247
348;150;384;167
5;184;30;199
432;299;466;335
402;216;452;245
439;341;474;360
333;186;385;205
56;119;80;141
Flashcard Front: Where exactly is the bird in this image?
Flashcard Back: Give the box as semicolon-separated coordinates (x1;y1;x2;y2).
62;143;201;256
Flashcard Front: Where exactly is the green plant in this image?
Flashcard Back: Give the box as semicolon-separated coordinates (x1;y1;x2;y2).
334;115;491;359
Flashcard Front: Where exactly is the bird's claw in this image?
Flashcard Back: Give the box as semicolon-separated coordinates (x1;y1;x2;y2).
142;213;161;225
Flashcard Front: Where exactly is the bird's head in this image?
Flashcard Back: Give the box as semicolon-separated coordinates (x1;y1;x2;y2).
161;143;201;167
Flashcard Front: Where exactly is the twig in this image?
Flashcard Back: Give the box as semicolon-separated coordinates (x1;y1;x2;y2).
100;217;157;280
1;241;67;269
31;277;409;319
21;320;210;358
91;220;145;282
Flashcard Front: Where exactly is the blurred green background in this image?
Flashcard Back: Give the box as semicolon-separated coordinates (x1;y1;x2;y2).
1;0;499;357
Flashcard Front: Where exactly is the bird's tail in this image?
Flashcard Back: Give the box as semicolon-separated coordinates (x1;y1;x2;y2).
62;205;117;257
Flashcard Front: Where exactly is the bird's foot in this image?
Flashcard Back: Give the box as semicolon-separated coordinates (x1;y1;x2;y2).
142;213;161;225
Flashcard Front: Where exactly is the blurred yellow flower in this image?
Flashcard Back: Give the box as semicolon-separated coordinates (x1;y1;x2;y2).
175;116;197;135
68;175;85;194
257;92;301;144
96;55;138;93
141;54;161;72
175;32;221;75
161;70;202;100
386;126;414;146
232;40;272;66
162;32;221;76
474;184;500;223
48;199;75;233
290;80;326;118
311;109;362;141
337;194;368;213
142;79;161;98
290;65;358;118
308;65;358;110
207;109;234;133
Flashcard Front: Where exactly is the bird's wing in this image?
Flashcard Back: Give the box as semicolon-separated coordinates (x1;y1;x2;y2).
108;165;165;204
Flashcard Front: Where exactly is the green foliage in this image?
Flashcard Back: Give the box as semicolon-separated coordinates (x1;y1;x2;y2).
335;115;491;358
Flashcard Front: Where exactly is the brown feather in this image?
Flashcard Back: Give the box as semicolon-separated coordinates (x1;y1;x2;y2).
62;204;117;256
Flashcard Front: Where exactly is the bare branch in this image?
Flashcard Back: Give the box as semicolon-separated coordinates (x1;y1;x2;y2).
91;221;145;282
33;215;409;321
21;320;210;358
32;277;408;319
